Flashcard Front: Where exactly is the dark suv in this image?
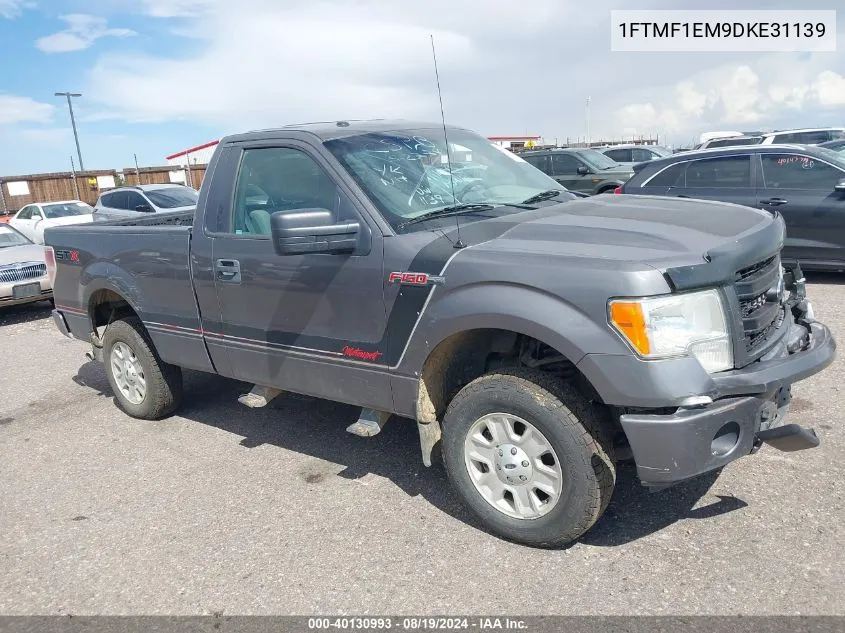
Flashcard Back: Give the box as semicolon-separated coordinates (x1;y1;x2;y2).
521;148;634;195
620;144;845;269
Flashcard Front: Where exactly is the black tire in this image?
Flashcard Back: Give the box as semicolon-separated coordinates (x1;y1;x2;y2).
102;317;183;420
441;368;615;548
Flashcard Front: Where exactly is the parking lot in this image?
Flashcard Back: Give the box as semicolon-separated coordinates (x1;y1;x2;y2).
0;276;843;616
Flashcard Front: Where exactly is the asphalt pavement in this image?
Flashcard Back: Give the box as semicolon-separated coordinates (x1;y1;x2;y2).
1;276;843;615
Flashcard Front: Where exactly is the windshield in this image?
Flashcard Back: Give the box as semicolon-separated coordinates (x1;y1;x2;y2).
651;146;673;158
577;149;620;170
43;202;93;219
324;128;574;232
0;225;32;248
145;187;199;209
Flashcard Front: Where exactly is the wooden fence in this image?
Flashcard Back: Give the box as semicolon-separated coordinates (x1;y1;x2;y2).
0;170;119;212
123;165;208;189
0;165;207;215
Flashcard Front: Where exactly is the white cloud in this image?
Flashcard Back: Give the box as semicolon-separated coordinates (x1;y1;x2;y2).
36;14;136;53
617;60;845;140
0;0;32;19
0;94;54;125
59;0;845;148
87;1;494;129
813;70;845;106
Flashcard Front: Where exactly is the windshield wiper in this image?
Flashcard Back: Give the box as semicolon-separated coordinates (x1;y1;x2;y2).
520;189;563;204
399;203;496;228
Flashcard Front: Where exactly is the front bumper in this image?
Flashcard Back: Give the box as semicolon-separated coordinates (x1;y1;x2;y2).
619;312;835;487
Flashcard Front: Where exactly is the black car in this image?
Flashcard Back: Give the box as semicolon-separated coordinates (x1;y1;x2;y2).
620;144;845;270
520;147;634;195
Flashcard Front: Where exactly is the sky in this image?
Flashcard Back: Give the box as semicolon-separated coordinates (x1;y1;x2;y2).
0;0;844;175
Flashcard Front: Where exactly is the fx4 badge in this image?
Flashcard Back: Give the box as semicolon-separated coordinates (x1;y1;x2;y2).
388;272;445;286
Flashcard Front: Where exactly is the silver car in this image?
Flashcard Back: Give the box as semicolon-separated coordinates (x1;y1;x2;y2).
93;184;198;219
0;224;52;308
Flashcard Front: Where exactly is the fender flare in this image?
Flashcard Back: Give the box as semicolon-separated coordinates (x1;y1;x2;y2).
80;261;144;322
397;282;629;377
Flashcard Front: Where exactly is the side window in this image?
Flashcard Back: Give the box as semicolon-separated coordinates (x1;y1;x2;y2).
793;131;831;145
772;133;796;144
523;154;550;174
16;206;32;219
685;156;751;188
761;154;844;190
604;148;632;162
102;191;128;209
231;147;345;236
632;148;655;162
125;191;148;211
551;154;581;176
644;162;686;188
31;207;43;219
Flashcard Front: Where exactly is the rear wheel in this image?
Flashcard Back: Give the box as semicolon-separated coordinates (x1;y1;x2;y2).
441;368;615;547
102;317;182;419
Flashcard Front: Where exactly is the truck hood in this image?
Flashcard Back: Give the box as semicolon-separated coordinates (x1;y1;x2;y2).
476;194;782;282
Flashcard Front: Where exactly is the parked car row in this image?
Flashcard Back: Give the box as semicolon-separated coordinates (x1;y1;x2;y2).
694;127;845;150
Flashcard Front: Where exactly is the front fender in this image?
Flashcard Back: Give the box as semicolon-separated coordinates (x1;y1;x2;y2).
395;282;631;377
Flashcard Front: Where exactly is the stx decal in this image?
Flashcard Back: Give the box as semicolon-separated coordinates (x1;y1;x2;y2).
342;346;383;362
55;249;80;263
387;271;445;286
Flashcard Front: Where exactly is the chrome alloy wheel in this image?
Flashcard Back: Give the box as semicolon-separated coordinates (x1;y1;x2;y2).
463;413;563;519
110;341;147;405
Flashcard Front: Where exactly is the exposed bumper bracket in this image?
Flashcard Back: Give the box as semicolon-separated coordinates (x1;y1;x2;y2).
756;423;819;452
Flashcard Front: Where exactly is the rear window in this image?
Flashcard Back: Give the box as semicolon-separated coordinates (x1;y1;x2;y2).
603;148;631;162
643;162;686;187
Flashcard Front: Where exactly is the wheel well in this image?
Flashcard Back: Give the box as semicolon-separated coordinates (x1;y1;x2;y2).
88;289;137;340
415;328;602;425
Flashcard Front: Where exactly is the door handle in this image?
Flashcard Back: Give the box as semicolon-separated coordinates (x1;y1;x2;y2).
215;259;241;283
760;197;788;206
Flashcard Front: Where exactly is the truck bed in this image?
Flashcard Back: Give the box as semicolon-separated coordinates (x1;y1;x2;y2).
46;209;214;372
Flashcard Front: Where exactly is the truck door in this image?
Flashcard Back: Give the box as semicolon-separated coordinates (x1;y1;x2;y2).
205;141;392;411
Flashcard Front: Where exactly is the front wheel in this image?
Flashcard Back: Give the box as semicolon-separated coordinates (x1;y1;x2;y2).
102;317;183;420
441;368;615;548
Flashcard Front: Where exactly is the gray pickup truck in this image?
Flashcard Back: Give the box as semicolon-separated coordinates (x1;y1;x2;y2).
44;120;836;547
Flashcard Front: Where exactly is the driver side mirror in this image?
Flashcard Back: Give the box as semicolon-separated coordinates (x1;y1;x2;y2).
135;204;154;213
835;178;845;192
577;166;591;176
270;208;360;255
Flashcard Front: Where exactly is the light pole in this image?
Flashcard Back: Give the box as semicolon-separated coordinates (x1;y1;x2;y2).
55;92;84;172
585;96;591;148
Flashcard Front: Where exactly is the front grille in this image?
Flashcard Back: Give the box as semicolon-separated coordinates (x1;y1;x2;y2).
0;262;46;284
734;255;783;354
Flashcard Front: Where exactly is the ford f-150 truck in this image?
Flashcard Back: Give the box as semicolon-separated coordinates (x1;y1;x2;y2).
44;120;836;547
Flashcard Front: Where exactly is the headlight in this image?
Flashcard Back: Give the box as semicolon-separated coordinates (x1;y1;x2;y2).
608;289;733;373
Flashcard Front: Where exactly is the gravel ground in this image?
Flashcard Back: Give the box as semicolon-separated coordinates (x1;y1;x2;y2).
0;275;843;615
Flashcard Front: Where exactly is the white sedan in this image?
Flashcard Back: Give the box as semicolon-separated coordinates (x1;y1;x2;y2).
9;200;94;245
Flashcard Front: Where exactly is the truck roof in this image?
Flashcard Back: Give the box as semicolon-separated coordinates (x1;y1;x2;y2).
222;119;468;143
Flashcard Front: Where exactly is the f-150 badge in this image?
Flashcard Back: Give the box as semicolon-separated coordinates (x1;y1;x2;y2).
388;272;445;286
